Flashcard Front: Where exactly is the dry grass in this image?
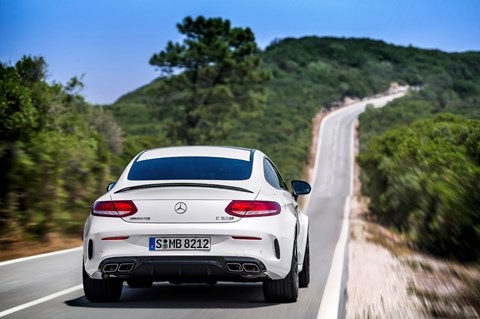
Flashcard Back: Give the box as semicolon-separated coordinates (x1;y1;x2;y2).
406;260;480;318
0;232;82;261
364;220;410;258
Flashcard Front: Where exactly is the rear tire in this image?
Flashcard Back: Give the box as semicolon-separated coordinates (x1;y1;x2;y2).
299;235;310;288
127;279;153;288
83;266;123;302
263;243;299;302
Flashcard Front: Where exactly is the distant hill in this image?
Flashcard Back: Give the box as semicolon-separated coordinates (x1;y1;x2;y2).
108;36;480;181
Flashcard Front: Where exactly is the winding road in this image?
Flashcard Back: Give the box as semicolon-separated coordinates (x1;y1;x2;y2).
0;93;404;319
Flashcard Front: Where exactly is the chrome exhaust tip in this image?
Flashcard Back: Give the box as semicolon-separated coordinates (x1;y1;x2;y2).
102;263;119;273
242;263;260;273
118;263;134;272
225;263;243;272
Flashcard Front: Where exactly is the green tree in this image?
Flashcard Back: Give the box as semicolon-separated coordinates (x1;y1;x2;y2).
149;16;270;144
0;62;38;143
1;56;123;240
0;61;39;229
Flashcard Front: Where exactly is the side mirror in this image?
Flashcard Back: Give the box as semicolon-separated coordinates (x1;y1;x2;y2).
106;182;117;192
291;180;311;200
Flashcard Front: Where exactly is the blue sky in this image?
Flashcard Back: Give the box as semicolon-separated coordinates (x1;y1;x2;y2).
1;0;479;104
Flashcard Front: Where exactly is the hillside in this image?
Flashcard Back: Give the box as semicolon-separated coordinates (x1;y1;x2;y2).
109;36;480;182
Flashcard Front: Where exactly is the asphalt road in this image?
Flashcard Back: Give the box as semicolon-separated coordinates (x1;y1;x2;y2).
0;93;404;319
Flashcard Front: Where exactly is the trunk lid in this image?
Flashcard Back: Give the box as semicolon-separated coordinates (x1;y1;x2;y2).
110;184;258;223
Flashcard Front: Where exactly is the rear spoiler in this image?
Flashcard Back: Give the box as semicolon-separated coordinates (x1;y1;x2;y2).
114;183;254;194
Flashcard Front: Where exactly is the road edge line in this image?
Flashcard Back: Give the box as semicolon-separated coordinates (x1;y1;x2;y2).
0;246;82;267
0;284;83;318
316;120;355;319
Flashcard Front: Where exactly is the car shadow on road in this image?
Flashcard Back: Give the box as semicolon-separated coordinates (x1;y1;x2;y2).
65;282;278;309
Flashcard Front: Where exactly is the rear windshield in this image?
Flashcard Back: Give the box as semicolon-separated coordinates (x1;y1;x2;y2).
128;156;253;181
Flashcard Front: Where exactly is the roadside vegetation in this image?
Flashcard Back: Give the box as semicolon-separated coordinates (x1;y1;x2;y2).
1;16;479;258
348;132;479;318
358;63;480;261
0;56;122;243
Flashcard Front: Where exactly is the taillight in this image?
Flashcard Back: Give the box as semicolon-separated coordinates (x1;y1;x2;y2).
92;200;137;218
225;200;281;217
231;236;262;240
102;236;130;240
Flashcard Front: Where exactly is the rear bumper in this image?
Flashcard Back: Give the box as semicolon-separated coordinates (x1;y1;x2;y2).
83;215;296;280
98;256;267;282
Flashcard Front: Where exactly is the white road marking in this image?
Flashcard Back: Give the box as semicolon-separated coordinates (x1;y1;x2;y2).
0;247;82;267
316;120;355;319
317;197;351;319
0;284;83;318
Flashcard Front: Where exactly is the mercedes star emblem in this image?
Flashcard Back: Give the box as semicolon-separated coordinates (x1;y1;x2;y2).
174;202;187;214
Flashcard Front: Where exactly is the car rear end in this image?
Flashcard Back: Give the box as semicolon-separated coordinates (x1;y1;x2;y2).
83;147;297;285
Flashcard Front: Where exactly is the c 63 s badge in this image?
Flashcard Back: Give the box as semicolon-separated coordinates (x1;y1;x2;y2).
216;216;234;221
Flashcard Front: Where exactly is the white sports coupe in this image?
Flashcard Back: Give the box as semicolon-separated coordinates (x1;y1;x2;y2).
82;146;311;302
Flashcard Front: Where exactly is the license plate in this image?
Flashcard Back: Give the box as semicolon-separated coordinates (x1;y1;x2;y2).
149;237;211;251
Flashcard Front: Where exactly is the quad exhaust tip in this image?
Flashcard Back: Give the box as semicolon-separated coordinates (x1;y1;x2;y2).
102;262;134;273
118;263;134;272
225;262;261;273
242;263;260;273
225;263;243;272
102;263;118;273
